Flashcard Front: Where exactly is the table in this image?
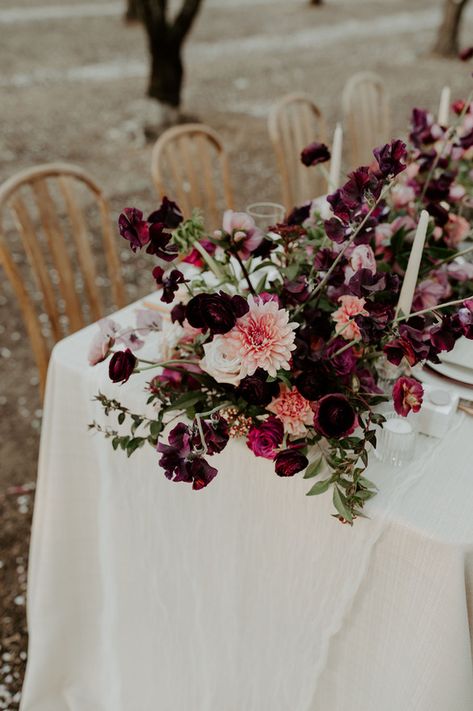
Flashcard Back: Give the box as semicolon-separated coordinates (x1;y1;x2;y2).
20;295;473;711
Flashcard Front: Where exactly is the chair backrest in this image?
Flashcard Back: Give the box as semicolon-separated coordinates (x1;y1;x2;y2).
0;162;126;396
342;72;390;169
268;93;328;210
151;124;234;229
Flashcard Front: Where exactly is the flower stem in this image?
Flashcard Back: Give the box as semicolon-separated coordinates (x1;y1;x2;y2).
192;240;225;280
234;253;257;296
393;295;473;322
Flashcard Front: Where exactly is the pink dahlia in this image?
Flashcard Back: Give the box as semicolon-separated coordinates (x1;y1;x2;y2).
226;296;297;378
267;386;313;435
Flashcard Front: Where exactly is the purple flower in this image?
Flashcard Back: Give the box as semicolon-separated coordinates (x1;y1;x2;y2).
108;348;137;383
392;376;423;417
373;140;407;178
236;369;279;406
429;316;459;354
247;416;284;459
192;417;229;455
424;172;454;203
186;292;248;334
157;422;219;490
152;266;186;303
148;196;183;229
274;449;309;477
325;338;357;376
301;142;331;167
324;217;350;244
118;208;150;252
312;394;358;439
145;223;178;261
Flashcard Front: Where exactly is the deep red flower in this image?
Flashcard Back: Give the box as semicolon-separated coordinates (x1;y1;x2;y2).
152;266;186;303
157;422;219;490
274;449;309;477
312;394;358;439
145;223;178;261
301;142;331;167
108;348;137;383
186;292;248;334
182;239;216;267
392;376;423;417
192;417;229;455
247;416;284;459
324;217;350;244
373;139;407;178
118;208;150;252
236;369;279;406
148;196;183;229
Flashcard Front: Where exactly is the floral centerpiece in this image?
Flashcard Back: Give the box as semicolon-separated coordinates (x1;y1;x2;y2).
89;115;473;524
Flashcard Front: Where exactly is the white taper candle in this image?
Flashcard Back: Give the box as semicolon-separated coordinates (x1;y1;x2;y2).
328;122;343;192
396;210;430;317
438;86;451;126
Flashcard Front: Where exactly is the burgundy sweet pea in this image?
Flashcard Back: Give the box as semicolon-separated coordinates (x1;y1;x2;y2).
247;416;284;459
148;196;183;229
192;417;229;455
373;139;407;178
300;142;331;167
108;348;137;383
118;208;150;252
145;223;178;261
274;449;309;477
152;266;186;304
392;376;423;417
312;394;358;439
188;457;219;490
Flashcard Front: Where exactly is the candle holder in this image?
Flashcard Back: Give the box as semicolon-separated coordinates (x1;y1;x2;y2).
246;202;285;231
374;412;417;467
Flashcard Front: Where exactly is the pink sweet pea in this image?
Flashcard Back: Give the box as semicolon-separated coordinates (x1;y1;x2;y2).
222;210;263;260
444;214;470;248
332;295;368;341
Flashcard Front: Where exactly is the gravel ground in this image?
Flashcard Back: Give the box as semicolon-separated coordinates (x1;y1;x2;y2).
1;0;473;706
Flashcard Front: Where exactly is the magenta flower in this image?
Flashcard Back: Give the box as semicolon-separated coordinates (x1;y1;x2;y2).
274;449;309;477
247;416;284;459
392;376;423;417
312;394;358;439
300;142;331;167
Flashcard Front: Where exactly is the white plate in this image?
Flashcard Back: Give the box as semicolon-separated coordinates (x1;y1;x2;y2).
428;360;473;386
440;337;473;370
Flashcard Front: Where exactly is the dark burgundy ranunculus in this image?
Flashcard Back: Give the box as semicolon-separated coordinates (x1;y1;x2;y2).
152;266;186;303
286;204;311;226
192;417;229;455
460;46;473;61
145;222;179;261
274;449;309;477
301;142;331;167
392;376;423;417
170;302;187;325
118;208;150;252
373;139;407;178
236;369;279;406
295;368;332;401
148;196;183;229
324;338;357;376
108;348;137;383
312;394;358;439
247;416;284;459
186;292;248;334
324;217;350;244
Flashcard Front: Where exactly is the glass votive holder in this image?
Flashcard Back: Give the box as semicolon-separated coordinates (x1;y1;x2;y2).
246;202;286;230
374;412;416;468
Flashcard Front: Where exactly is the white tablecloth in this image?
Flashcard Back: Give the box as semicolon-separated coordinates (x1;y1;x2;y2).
21;296;473;711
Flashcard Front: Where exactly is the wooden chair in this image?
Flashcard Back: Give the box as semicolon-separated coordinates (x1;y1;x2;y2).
268;93;328;210
0;163;126;397
151;124;234;229
342;72;390;169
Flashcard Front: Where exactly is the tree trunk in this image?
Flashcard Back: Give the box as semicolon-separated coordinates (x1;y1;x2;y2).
125;0;141;23
148;39;183;108
310;0;323;5
432;0;470;57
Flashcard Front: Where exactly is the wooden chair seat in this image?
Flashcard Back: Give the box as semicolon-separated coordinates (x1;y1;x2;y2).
268;92;328;210
0;162;126;396
151;123;234;229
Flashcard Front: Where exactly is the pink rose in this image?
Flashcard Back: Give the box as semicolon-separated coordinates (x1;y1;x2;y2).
247;416;284;459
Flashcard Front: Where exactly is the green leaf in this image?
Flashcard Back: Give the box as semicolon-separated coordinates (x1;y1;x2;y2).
118;412;125;425
112;436;120;451
333;487;353;522
358;476;378;490
150;420;163;437
254;272;267;293
303;457;323;479
164;391;205;413
126;437;144;457
306;478;331;496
